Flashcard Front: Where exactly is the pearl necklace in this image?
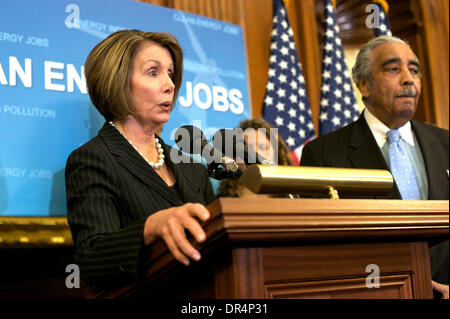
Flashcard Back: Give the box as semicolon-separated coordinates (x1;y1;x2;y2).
109;121;165;169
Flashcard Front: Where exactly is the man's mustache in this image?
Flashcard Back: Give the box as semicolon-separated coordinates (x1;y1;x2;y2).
396;86;417;98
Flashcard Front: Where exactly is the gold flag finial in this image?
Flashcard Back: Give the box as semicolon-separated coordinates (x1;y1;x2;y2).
331;0;336;10
375;0;389;14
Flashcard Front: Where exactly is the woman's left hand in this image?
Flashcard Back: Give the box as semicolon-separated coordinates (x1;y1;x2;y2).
432;280;449;299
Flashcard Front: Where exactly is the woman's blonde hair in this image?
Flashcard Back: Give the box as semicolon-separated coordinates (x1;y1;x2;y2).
84;29;183;121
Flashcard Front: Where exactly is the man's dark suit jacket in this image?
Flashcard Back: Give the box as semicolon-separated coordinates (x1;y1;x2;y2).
300;114;449;285
301;114;449;200
65;122;216;287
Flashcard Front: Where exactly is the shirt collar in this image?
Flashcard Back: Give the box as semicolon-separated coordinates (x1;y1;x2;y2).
363;108;415;147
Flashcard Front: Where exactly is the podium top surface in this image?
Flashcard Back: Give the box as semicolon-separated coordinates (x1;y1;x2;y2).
205;198;449;242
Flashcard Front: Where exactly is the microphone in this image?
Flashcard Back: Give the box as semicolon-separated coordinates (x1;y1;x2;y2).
174;125;242;179
212;129;274;166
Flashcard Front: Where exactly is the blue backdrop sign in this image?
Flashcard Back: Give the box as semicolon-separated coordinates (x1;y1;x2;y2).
0;0;250;216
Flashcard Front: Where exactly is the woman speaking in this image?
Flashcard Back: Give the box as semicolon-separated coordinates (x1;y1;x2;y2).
65;30;216;288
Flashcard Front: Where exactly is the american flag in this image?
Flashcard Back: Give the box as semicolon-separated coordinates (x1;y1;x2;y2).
262;0;315;165
374;0;392;37
318;0;360;135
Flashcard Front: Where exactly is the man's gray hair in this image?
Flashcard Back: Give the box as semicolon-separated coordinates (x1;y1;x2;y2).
351;36;410;85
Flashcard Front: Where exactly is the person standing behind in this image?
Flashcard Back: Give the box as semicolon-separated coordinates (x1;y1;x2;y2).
301;36;448;298
218;118;293;198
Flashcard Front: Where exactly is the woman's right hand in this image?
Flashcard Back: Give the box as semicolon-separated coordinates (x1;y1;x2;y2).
143;203;210;266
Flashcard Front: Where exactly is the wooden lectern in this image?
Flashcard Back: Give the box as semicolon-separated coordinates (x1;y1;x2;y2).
88;198;449;299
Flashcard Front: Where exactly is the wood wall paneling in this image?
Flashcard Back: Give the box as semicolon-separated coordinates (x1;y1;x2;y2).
291;0;322;134
240;0;273;118
415;0;449;128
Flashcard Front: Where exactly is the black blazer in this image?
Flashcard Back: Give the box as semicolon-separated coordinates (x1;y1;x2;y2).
65;122;216;287
301;114;449;200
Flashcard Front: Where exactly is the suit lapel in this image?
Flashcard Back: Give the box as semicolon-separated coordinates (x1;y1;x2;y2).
98;123;182;206
411;121;442;199
347;116;389;170
347;116;401;199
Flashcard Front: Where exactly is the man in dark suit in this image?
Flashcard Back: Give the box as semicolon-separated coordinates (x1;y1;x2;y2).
301;36;449;298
